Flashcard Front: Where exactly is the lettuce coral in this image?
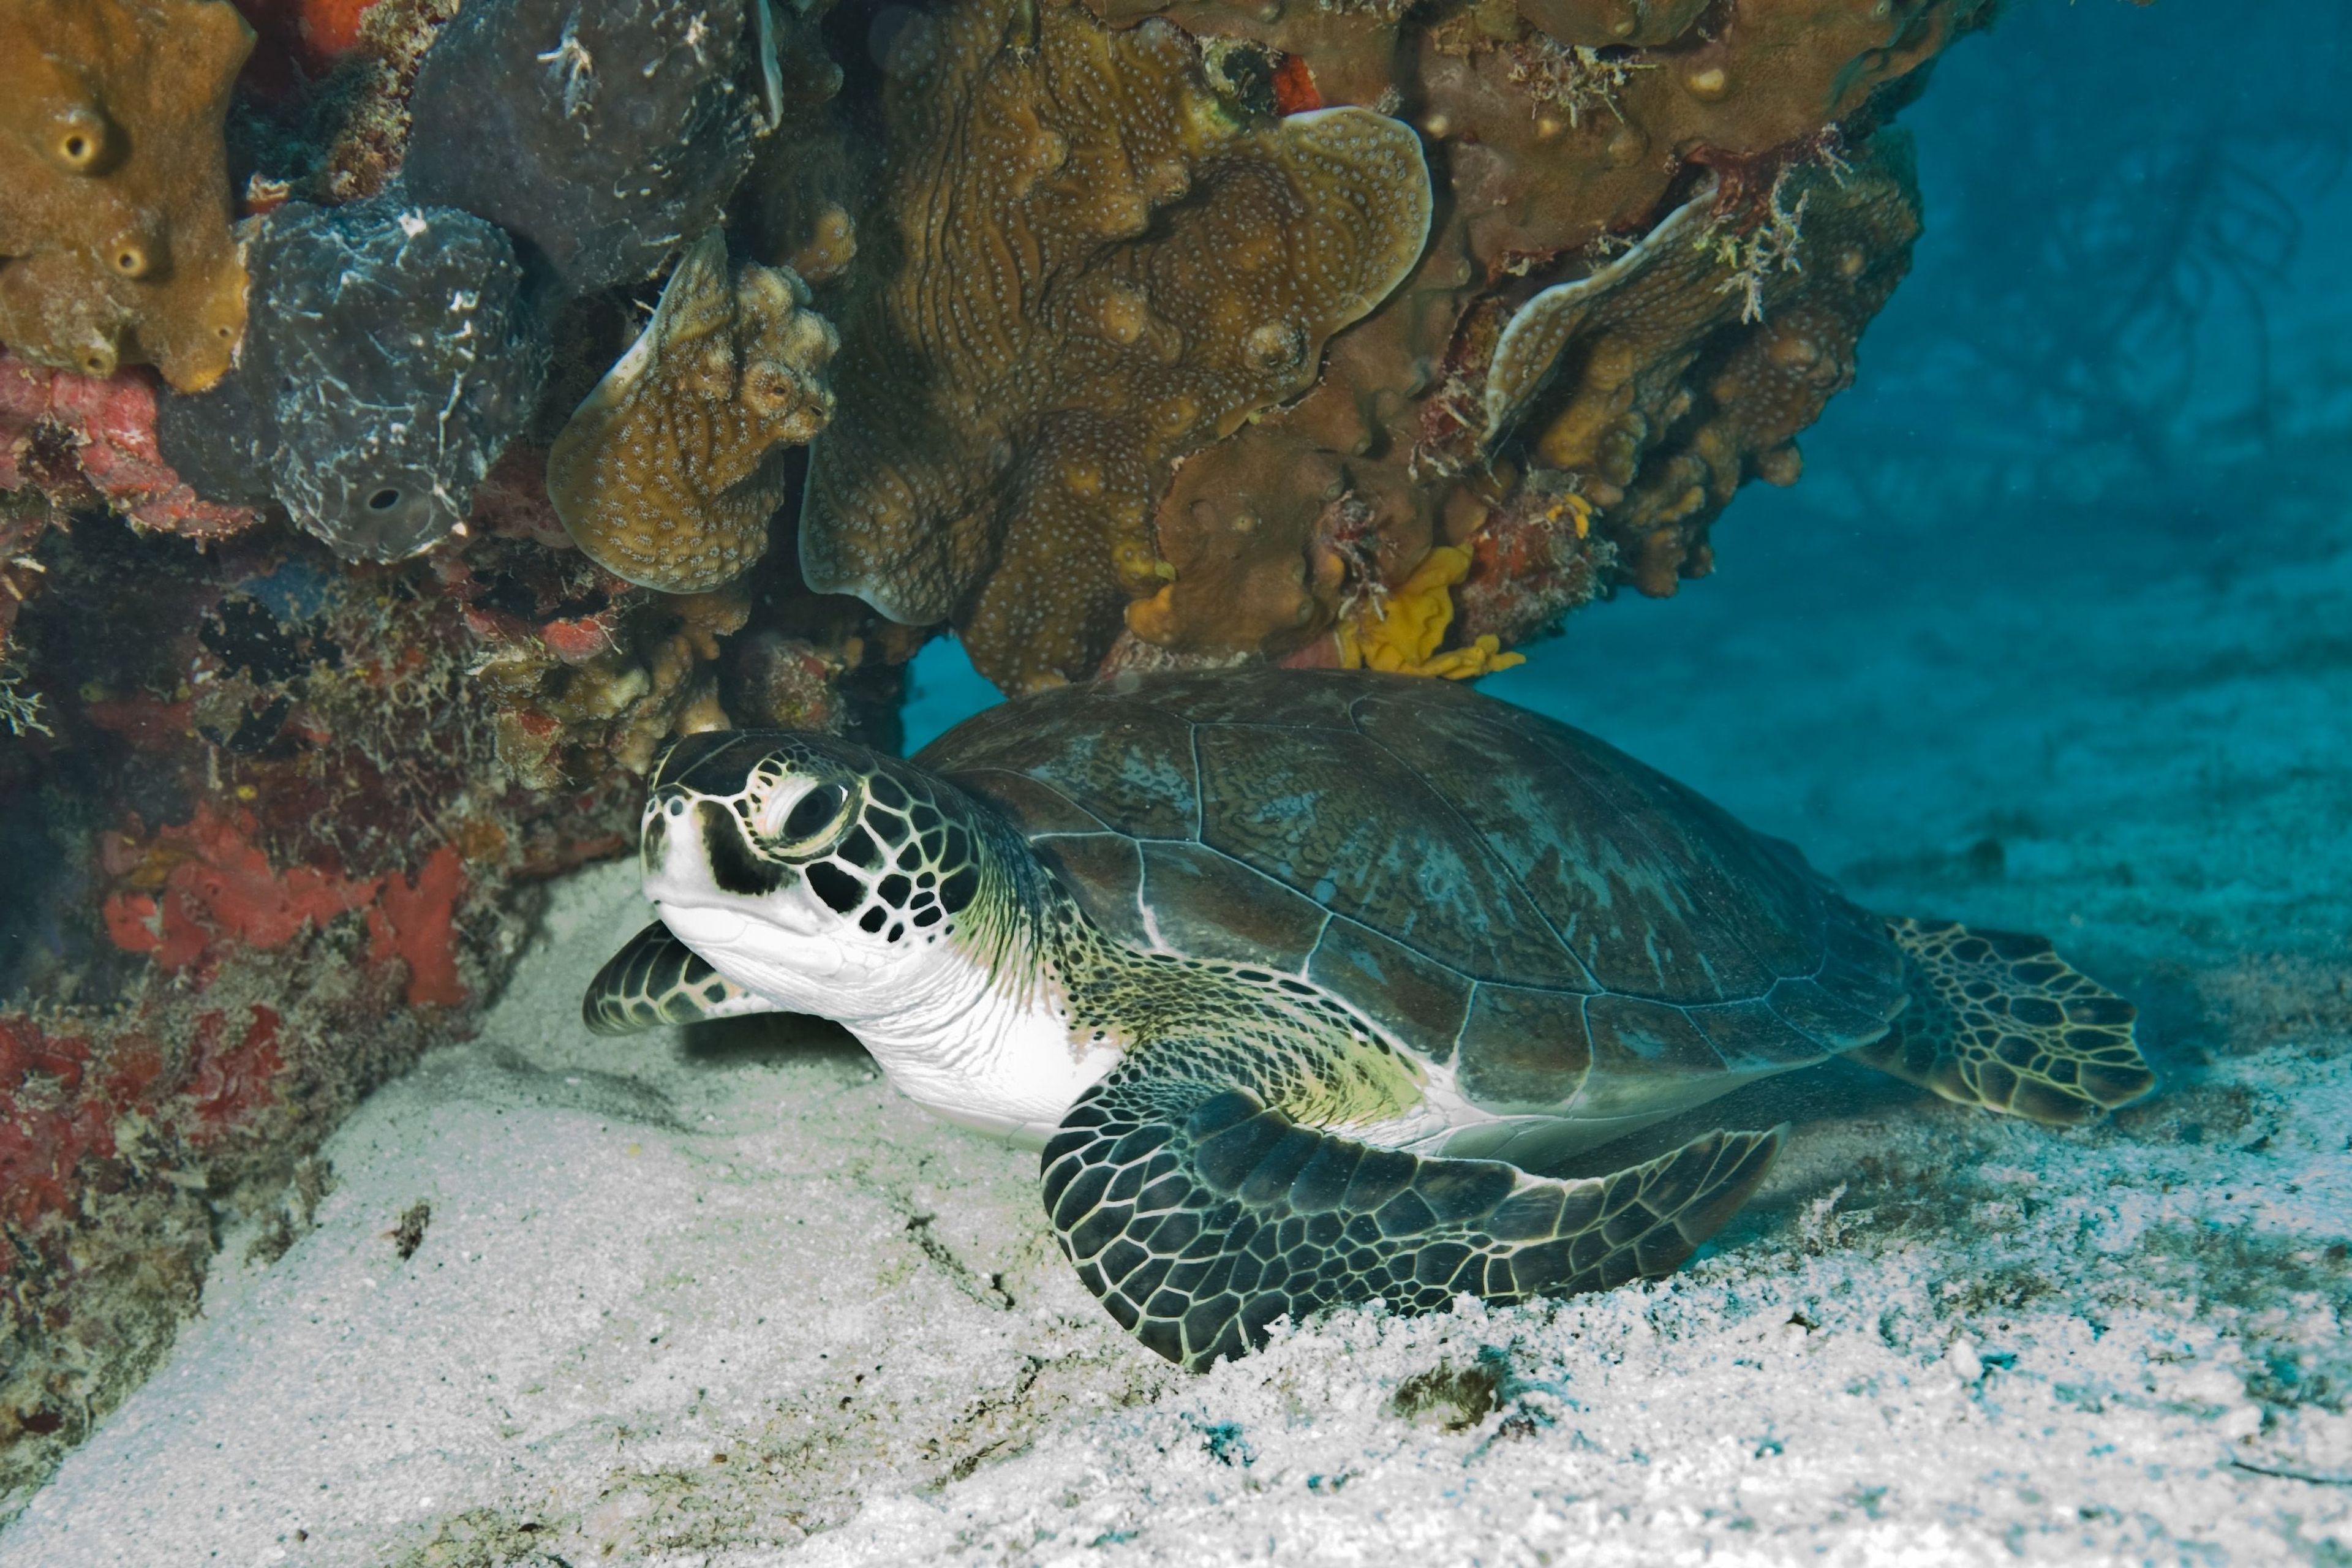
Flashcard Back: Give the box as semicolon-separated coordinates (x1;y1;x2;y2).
0;0;254;391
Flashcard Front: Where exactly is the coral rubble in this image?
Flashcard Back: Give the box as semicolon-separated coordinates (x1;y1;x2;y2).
799;0;1433;692
549;232;837;594
401;0;775;298
155;198;543;562
0;0;254;391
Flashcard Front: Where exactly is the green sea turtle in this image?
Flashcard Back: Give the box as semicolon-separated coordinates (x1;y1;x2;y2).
586;668;2152;1369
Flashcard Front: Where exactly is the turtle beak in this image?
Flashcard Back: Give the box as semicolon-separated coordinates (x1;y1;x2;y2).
641;787;721;908
641;786;688;885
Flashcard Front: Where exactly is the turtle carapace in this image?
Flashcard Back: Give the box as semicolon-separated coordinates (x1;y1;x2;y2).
586;669;2152;1370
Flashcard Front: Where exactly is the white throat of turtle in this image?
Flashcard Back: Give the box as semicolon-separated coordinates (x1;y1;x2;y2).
654;804;1119;1147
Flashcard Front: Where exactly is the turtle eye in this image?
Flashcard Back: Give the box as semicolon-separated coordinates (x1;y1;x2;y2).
763;778;853;854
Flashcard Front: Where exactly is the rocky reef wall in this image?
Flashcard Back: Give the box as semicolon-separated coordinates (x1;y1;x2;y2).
1;0;1989;1515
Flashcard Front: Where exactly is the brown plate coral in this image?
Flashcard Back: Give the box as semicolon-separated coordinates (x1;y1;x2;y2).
0;0;254;391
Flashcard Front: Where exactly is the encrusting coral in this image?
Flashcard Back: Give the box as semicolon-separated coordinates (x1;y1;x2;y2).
1;351;261;545
154;198;543;562
548;231;837;595
0;0;254;391
797;0;1433;693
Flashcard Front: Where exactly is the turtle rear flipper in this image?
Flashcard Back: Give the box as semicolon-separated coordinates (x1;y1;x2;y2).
583;921;782;1036
1043;1058;1781;1370
1855;917;2152;1125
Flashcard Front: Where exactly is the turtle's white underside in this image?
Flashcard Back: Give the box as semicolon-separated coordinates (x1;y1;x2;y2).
656;899;1121;1144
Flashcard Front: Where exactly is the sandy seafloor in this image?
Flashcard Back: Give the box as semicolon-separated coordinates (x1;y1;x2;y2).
6;432;2350;1567
10;36;2352;1566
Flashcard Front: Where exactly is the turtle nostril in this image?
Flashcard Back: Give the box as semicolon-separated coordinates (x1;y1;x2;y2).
643;789;693;864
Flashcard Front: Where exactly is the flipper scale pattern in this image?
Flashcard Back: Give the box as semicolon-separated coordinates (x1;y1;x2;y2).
1857;917;2155;1125
1046;1057;1781;1370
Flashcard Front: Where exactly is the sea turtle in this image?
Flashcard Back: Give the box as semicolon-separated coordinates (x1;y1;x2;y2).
586;668;2152;1369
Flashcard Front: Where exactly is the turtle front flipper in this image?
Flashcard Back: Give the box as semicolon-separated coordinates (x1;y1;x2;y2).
1042;1058;1781;1370
583;921;782;1036
1854;917;2153;1125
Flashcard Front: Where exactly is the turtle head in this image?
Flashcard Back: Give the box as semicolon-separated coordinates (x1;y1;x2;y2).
638;731;990;1015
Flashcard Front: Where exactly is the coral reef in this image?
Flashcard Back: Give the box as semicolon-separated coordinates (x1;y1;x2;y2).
0;0;254;392
799;0;1433;692
401;0;776;298
548;231;837;594
466;568;751;787
0;508;647;1513
808;0;1977;686
216;0;464;205
1141;8;1958;671
1461;138;1922;609
1450;483;1608;644
155;197;543;562
311;0;464;203
98;804;472;1010
428;440;908;793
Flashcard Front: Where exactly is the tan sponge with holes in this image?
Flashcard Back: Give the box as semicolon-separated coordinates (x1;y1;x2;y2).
0;0;252;391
